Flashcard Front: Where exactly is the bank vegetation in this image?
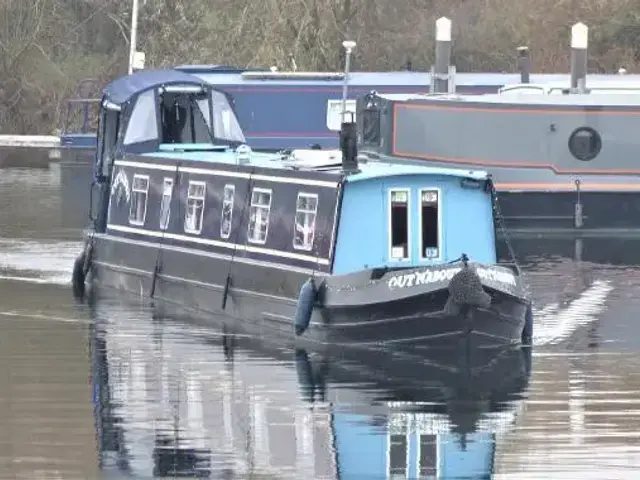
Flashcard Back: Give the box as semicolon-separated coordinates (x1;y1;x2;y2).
2;0;638;134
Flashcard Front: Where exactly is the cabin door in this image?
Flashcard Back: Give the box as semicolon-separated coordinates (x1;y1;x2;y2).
91;104;120;231
95;105;121;179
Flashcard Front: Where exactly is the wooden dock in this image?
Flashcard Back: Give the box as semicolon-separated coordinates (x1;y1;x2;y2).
0;135;61;167
0;134;60;149
0;135;61;164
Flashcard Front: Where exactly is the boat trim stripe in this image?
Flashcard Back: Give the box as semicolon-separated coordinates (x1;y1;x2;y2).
94;259;484;331
106;224;331;265
96;232;331;273
114;159;340;188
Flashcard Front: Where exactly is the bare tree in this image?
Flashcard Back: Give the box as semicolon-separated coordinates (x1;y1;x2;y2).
2;0;640;134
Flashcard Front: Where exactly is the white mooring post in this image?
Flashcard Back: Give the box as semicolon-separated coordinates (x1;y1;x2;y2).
433;17;452;94
570;22;588;93
517;46;530;84
340;40;356;124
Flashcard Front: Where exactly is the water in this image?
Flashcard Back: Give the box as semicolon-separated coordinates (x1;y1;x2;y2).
2;164;640;478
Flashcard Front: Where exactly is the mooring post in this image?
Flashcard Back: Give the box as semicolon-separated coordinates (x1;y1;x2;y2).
574;179;583;228
433;16;452;94
517;46;530;84
570;22;588;93
340;40;356;124
574;238;583;262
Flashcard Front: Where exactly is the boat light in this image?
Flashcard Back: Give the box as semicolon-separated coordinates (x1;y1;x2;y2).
235;144;252;164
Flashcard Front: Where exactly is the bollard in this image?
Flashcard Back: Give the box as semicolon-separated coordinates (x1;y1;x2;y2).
433;17;452;94
570;22;588;93
574;179;583;228
517;46;530;84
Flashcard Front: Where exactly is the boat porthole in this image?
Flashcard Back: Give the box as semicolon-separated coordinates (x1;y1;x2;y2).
568;126;601;161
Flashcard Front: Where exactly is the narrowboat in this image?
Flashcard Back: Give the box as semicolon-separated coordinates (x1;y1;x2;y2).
61;67;640;152
72;71;533;348
355;89;640;234
58;68;530;155
90;292;532;478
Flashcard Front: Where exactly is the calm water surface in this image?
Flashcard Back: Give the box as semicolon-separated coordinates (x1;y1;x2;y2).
1;165;640;478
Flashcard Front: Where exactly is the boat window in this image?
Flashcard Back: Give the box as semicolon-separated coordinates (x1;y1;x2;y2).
388;434;408;479
159;177;173;230
160;91;211;144
123;90;158;145
420;189;440;259
196;98;211;130
362;108;381;146
419;435;437;476
211;90;245;143
293;192;318;251
389;189;410;261
220;184;235;239
128;174;149;226
184;181;206;234
247;188;272;244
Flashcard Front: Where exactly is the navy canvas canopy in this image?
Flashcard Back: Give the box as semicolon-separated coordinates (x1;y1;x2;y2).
102;68;207;105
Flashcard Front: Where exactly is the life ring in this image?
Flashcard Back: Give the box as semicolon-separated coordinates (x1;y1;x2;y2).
72;251;86;298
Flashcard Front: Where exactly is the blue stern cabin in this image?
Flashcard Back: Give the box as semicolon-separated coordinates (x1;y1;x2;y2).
331;164;497;275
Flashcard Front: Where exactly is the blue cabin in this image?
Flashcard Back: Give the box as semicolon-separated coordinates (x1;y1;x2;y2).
333;411;498;478
330;163;496;274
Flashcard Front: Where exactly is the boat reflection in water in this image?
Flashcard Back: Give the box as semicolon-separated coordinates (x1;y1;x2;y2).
88;293;532;479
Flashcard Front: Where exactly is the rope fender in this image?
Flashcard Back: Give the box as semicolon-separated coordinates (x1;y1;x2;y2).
444;254;491;315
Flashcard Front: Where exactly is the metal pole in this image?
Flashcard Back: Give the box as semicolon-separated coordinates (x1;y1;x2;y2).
340;40;356;124
517;46;530;84
570;22;588;93
433;17;452;94
128;0;140;75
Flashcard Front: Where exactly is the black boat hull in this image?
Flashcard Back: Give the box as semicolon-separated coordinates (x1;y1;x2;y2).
85;232;529;349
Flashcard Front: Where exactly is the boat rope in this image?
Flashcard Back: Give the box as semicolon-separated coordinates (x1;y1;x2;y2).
222;170;254;310
488;179;528;286
150;162;181;299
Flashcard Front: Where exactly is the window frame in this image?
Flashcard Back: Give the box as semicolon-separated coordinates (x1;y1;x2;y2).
293;192;319;252
418;187;443;261
388;187;411;262
123;89;159;145
247;187;272;245
416;432;440;478
128;173;150;226
184;180;207;235
159;177;174;230
220;184;235;239
386;430;411;479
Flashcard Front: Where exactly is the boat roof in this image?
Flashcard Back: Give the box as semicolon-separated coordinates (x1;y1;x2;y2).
142;145;490;182
499;80;640;94
375;91;640;107
103;68;208;105
177;70;535;87
172;66;640;88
